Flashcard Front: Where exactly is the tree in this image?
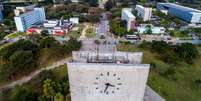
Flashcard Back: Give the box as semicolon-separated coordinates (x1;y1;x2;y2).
110;20;127;37
39;37;60;48
10;86;38;101
64;38;81;53
87;14;100;23
40;79;68;101
54;93;64;101
145;25;152;34
175;43;199;63
42;79;56;101
3;19;12;26
41;30;49;37
0;39;39;81
151;41;170;53
105;0;114;11
0;31;7;40
9;50;36;70
39;70;55;83
81;0;99;7
139;0;146;4
94;39;100;45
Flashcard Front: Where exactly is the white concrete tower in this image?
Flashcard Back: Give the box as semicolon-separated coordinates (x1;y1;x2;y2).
67;51;150;101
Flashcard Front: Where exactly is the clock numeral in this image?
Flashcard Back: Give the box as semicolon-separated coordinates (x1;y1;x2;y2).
96;87;98;89
112;91;114;94
100;91;103;93
117;83;122;85
96;77;98;80
101;73;103;76
106;91;109;95
117;78;120;80
94;82;98;85
117;88;119;90
107;72;109;76
113;74;116;76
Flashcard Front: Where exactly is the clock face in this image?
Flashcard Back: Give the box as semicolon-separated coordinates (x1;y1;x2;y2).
93;72;123;95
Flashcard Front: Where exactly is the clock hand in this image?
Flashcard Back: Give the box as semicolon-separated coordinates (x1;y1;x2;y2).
108;83;115;87
104;84;109;93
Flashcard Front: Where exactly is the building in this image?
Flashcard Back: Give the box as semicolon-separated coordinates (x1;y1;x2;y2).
121;8;136;31
157;3;201;24
135;5;152;21
26;19;75;36
69;17;79;24
14;5;46;32
71;0;108;8
67;51;150;101
136;24;165;34
71;0;79;3
0;4;4;21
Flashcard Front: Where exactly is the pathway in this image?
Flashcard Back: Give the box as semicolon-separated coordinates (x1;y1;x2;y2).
0;57;71;90
80;23;89;39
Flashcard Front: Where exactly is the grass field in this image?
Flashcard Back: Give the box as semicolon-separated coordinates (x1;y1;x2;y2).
38;48;69;68
68;24;84;38
85;26;96;38
117;44;201;101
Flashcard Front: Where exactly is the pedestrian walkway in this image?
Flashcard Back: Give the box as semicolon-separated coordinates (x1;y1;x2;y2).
0;57;71;91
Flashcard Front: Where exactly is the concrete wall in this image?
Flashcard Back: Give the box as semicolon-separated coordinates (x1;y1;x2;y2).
67;63;150;101
72;51;143;64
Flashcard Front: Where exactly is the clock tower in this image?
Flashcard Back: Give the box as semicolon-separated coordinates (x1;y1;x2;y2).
67;51;150;101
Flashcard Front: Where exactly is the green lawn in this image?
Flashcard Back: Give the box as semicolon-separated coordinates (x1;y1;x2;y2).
38;48;69;68
53;64;68;81
117;44;201;101
68;24;84;38
5;32;25;38
85;27;96;38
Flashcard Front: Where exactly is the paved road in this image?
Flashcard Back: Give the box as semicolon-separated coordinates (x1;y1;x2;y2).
0;57;70;90
95;13;109;37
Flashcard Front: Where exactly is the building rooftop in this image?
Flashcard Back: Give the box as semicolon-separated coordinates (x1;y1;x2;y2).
136;5;144;9
158;3;201;13
71;51;143;64
122;8;136;19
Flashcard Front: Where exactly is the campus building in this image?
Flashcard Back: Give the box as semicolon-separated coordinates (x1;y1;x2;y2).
157;3;201;24
14;5;46;32
121;8;136;31
26;19;75;36
136;24;165;34
135;5;152;21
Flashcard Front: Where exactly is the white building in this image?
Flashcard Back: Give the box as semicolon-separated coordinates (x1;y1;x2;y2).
69;17;79;24
14;5;46;32
121;8;136;31
67;51;150;101
135;5;152;21
157;3;201;24
136;25;165;34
